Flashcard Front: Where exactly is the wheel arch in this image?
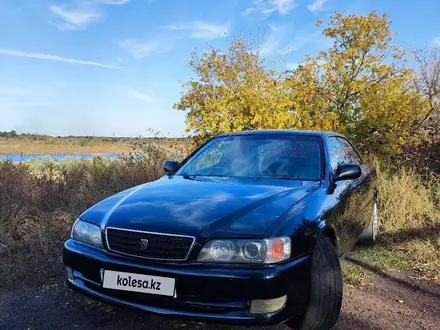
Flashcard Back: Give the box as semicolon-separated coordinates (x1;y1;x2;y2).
318;225;338;247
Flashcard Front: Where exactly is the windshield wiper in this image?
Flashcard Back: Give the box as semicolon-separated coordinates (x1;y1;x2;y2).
185;174;229;178
255;176;296;180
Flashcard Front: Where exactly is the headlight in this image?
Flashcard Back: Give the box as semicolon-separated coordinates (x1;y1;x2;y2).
71;219;103;248
196;237;291;264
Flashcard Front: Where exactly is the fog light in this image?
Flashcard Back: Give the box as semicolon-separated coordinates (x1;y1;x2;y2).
65;266;74;281
250;295;287;314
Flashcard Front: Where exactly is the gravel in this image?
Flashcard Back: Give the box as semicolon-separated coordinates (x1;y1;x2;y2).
1;270;439;330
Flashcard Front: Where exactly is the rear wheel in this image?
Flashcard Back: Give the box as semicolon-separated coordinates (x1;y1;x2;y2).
357;195;379;246
286;235;343;330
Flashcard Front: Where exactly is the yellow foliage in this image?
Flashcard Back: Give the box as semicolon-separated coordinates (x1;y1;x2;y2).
174;38;342;141
174;11;430;156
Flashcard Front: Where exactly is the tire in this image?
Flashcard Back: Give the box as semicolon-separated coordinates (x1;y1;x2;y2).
286;235;343;330
357;196;379;246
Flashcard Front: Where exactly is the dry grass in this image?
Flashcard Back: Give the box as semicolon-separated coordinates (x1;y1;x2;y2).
0;140;192;289
375;161;440;232
352;161;440;282
0;136;189;155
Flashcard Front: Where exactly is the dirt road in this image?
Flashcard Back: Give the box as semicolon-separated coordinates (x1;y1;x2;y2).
1;266;439;330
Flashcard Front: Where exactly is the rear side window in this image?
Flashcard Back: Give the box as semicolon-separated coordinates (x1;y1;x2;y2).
337;138;363;165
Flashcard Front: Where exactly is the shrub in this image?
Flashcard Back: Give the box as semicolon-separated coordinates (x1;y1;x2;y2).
76;138;96;147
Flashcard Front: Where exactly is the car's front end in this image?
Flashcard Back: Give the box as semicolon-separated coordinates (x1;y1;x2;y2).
63;230;311;325
63;132;327;326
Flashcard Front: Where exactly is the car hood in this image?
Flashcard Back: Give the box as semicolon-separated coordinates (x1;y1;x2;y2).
80;176;320;238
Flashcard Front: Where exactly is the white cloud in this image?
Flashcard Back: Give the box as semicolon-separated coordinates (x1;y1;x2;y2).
98;0;130;4
433;36;440;47
0;49;122;69
163;21;228;39
259;26;286;56
242;0;297;17
49;4;102;30
119;38;173;59
268;24;281;32
258;26;317;57
49;0;130;31
121;88;154;102
267;0;297;14
260;35;294;57
307;0;328;13
241;7;256;16
163;25;186;31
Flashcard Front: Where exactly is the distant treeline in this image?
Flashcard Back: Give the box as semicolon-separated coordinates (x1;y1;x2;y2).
0;130;19;137
0;130;189;140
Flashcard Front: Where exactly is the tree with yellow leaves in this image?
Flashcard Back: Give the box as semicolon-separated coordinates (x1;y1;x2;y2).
174;11;429;157
300;11;428;156
174;39;293;141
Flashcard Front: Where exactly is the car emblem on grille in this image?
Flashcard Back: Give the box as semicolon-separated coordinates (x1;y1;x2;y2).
140;238;149;250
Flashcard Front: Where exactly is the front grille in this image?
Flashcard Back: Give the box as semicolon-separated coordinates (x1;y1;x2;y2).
105;227;194;260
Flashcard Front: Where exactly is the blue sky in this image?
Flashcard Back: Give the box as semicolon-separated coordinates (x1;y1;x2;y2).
1;0;439;137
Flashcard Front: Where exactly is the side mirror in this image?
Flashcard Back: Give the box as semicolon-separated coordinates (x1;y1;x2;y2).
334;164;361;182
164;160;179;174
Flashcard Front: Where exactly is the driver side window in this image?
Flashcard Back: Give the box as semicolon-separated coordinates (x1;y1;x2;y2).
337;138;363;165
327;137;351;172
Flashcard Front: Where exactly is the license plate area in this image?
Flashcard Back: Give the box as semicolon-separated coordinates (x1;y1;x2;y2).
102;270;176;297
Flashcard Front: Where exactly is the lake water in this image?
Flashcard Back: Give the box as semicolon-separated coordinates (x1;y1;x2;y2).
0;154;119;162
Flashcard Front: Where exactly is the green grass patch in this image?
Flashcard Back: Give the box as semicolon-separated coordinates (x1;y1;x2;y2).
355;245;410;271
342;262;369;287
353;238;440;281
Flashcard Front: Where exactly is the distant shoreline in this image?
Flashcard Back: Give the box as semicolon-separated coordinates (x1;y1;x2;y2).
0;152;120;155
0;136;190;155
0;153;119;163
0;136;132;155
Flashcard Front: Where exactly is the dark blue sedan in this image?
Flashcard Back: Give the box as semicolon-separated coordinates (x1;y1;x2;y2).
63;130;378;330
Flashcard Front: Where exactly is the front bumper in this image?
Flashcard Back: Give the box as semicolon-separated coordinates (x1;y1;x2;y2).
63;239;310;325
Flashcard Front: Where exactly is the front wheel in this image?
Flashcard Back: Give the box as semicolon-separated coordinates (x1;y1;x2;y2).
286;235;343;330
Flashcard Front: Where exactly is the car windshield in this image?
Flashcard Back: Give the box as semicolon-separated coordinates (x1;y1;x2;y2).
177;135;323;180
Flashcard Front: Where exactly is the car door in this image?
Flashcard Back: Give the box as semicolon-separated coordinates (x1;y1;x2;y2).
337;137;376;242
325;136;359;254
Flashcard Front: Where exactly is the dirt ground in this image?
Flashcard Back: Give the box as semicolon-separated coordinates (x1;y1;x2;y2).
1;266;439;330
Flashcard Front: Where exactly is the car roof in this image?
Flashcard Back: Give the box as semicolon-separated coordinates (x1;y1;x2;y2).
216;129;343;138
